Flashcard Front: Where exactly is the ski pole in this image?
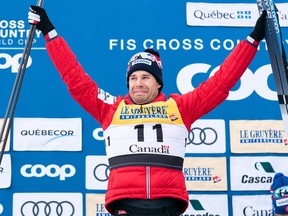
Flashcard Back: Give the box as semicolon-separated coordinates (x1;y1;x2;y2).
0;0;44;165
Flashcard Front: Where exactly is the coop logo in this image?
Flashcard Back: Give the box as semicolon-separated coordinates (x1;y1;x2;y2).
20;164;76;180
93;127;104;141
0;53;32;73
242;162;275;184
177;64;276;101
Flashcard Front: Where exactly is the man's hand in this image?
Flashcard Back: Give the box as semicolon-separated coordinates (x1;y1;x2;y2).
249;10;267;42
28;5;55;36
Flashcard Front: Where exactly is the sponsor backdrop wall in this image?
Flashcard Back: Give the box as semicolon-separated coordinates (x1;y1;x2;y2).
1;0;288;215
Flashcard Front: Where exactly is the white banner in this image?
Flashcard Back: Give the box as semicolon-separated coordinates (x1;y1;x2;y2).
184;194;228;214
13;118;82;151
232;195;272;214
186;119;226;154
230;156;288;190
85;155;109;190
186;3;288;27
0;154;11;188
13;193;83;216
184;157;227;191
86;194;110;216
230;120;287;153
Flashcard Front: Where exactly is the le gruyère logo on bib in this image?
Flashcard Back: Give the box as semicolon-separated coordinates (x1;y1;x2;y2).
119;105;169;119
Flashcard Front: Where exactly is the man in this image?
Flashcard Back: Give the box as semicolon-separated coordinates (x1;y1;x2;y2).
28;6;267;216
271;173;288;215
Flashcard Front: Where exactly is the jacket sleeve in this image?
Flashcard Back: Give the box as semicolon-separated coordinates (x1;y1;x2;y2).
172;39;258;128
45;36;117;124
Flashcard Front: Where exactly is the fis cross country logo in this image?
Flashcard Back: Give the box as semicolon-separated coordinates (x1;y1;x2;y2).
21;201;75;216
187;127;218;145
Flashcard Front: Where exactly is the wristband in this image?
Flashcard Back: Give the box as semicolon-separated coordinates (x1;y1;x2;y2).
44;29;58;41
246;35;260;47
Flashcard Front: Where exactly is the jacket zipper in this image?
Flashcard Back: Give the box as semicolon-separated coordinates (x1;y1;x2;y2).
146;166;150;199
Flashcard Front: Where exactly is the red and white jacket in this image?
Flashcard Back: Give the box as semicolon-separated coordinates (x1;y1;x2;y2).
45;36;258;214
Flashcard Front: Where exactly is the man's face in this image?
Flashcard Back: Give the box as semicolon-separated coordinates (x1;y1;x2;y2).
128;70;161;105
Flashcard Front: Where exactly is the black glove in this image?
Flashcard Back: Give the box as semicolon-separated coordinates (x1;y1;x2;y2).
28;5;55;36
249;10;267;42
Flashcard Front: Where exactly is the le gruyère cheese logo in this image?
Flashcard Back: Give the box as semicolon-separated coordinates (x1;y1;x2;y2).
119;105;169;120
